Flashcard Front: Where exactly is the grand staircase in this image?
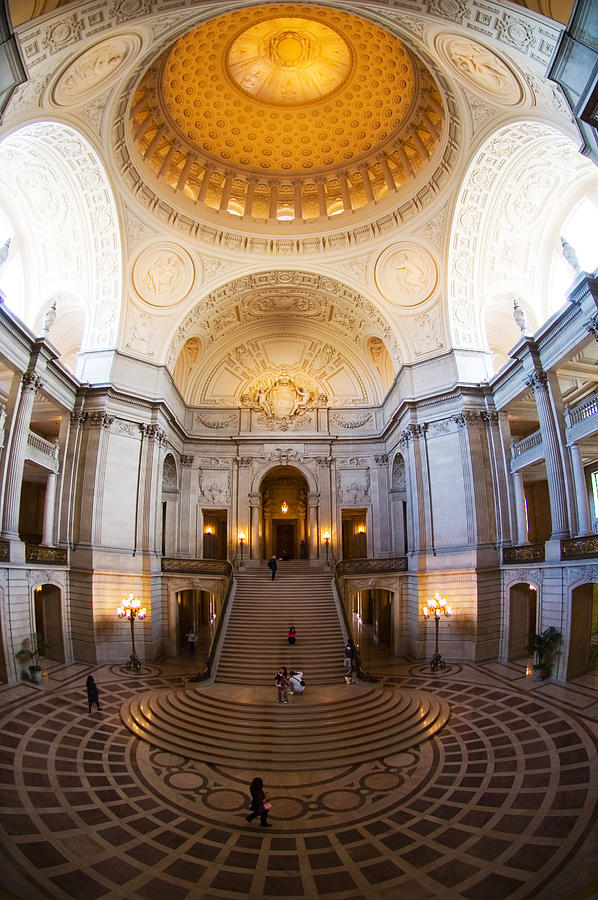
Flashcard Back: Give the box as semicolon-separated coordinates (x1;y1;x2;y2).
121;561;450;772
215;561;344;685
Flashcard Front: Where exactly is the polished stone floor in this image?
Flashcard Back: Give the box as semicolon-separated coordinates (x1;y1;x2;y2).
1;626;597;900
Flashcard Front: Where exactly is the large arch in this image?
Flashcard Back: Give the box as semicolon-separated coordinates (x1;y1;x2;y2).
0;122;122;378
447;120;598;368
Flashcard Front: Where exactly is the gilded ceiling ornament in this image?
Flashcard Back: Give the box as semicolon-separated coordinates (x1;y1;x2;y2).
241;373;325;428
375;243;438;308
132;243;195;307
52;34;141;105
227;17;352;105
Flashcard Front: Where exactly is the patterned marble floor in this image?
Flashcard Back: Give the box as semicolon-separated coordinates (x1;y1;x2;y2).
1;631;597;900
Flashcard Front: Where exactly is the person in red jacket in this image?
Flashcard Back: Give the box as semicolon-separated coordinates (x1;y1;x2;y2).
287;626;296;646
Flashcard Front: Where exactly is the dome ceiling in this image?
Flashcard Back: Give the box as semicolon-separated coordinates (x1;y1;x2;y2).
129;4;445;226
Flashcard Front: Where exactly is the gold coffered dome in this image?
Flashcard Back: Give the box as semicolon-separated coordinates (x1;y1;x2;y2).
129;4;444;226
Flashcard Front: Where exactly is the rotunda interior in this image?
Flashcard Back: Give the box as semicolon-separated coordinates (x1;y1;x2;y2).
0;1;598;897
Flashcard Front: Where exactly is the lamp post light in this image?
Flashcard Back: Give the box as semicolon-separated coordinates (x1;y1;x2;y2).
238;530;247;567
422;592;451;672
116;592;147;673
322;530;331;566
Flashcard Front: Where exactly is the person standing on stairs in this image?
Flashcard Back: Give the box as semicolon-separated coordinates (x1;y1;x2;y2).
267;556;277;580
275;666;289;703
246;777;272;827
288;626;296;646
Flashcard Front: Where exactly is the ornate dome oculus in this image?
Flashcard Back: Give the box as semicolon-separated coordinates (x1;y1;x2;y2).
226;17;352;106
130;4;444;226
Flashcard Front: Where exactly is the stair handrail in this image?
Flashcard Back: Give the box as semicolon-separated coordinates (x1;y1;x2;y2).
188;572;235;683
330;568;378;683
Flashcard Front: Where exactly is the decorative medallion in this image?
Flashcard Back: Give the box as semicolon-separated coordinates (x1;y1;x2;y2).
434;34;523;106
132;242;195;307
375;242;438;307
52;34;141;105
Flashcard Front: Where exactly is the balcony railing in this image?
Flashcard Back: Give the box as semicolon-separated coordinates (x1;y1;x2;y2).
25;544;68;565
511;430;542;459
162;557;232;577
567;390;598;427
26;430;59;472
336;557;408;577
503;543;545;563
561;536;598;559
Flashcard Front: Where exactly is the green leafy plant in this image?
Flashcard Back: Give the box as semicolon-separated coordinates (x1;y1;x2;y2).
16;632;54;678
532;626;561;680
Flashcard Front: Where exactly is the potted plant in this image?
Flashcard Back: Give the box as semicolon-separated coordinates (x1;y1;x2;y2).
16;632;54;684
532;626;561;682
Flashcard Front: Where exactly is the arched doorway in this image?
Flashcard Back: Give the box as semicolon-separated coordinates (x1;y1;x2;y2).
33;583;64;662
176;588;217;655
508;582;537;664
567;583;598;680
260;466;308;560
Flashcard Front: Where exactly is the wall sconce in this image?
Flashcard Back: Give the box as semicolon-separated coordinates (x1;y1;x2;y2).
204;526;213;535
281;501;288;514
238;530;247;567
357;525;366;534
322;529;331;566
422;592;451;672
116;592;147;673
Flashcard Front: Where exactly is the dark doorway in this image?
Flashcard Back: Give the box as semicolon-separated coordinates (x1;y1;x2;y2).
276;523;295;558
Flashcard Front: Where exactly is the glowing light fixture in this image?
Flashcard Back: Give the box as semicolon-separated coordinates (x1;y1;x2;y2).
116;592;147;673
238;530;247;567
422;592;451;672
322;529;331;566
281;501;288;514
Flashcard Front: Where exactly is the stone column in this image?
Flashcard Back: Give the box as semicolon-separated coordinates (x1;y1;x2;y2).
178;455;194;556
264;513;272;558
250;492;261;560
41;470;58;547
1;372;42;542
308;493;319;560
512;470;528;545
527;371;570;538
568;441;592;535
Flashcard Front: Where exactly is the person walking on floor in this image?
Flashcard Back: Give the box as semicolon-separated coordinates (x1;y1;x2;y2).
186;630;196;654
86;675;102;713
287;626;296;646
344;637;356;682
267;556;278;580
275;666;289;703
246;776;272;827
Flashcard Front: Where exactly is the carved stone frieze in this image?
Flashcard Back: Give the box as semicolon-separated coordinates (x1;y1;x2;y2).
180;455;194;467
503;566;542;586
330;413;373;430
195;414;238;430
198;469;231;505
566;564;598;586
196;458;230;469
337;469;371;505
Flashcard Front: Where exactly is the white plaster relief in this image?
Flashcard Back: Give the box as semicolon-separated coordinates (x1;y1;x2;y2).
132;242;196;307
375;242;438;308
434;33;524;106
52;33;142;106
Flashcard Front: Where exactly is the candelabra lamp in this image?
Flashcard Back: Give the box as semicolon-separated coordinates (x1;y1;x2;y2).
322;530;331;566
238;530;247;567
116;592;147;673
422;592;451;672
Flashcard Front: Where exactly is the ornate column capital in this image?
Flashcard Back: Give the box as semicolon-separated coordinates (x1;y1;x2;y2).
180;455;194;467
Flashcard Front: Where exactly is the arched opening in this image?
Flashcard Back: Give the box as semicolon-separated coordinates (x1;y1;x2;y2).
33;583;64;663
567;583;598;679
176;588;218;656
508;582;537;665
341;510;368;559
260;466;309;560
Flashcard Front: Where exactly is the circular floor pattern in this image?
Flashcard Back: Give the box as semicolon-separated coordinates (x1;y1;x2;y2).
0;665;596;900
